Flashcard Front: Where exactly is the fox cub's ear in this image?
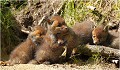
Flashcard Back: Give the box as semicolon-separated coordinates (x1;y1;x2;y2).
46;17;54;25
103;25;109;32
46;18;51;24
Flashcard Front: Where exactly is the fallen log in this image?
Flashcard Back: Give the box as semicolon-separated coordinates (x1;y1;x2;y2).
78;45;120;58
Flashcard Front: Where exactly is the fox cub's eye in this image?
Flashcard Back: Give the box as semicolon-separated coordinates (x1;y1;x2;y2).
39;34;42;36
30;36;35;39
58;23;62;27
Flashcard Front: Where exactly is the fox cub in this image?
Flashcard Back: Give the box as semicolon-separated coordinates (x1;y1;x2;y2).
0;25;46;66
92;25;119;49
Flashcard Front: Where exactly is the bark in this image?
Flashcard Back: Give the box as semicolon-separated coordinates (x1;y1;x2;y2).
78;45;120;58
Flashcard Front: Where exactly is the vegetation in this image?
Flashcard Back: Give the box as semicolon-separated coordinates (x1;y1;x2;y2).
0;0;27;60
61;0;120;27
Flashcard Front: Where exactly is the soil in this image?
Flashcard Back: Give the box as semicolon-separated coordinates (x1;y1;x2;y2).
0;63;119;70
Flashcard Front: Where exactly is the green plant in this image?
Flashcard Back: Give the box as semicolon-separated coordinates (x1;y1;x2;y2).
61;0;120;27
61;0;90;27
0;1;21;60
87;53;102;64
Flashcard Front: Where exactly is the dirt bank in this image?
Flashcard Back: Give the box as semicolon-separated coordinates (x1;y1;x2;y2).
0;63;118;70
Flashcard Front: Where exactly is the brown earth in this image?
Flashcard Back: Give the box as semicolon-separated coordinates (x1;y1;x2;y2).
0;63;118;70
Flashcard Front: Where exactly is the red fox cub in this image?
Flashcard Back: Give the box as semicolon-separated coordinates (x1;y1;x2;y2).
92;25;119;49
0;26;46;66
48;15;79;60
92;25;109;45
33;15;78;64
34;31;65;64
72;18;95;45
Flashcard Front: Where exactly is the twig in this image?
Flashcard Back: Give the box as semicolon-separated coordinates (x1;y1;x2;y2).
21;25;30;34
38;16;46;25
53;1;65;15
21;29;30;34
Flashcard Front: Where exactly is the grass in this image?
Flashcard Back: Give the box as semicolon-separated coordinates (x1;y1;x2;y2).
61;0;120;27
61;0;90;27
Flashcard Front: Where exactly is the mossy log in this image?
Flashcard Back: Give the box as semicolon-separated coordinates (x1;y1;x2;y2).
78;45;120;58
